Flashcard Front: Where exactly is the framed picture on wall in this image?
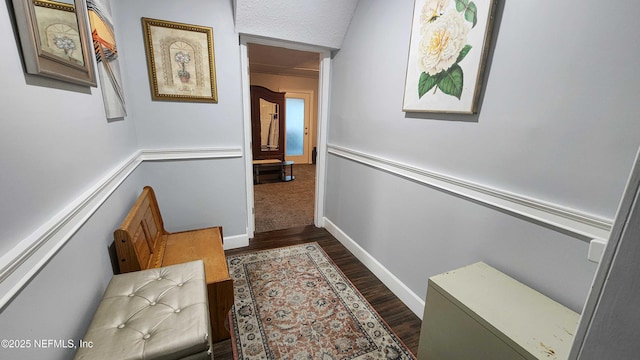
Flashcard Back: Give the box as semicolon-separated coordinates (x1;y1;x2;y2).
11;0;97;86
402;0;497;114
141;17;218;103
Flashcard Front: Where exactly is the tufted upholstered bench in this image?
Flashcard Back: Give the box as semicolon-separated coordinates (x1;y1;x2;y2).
114;186;233;342
74;260;213;360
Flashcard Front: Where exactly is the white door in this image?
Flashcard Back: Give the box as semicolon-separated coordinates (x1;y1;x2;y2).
284;91;312;164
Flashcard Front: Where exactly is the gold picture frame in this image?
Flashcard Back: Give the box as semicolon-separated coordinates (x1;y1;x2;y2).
141;17;218;103
11;0;97;86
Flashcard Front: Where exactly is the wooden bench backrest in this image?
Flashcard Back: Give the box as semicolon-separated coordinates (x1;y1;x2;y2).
114;186;167;273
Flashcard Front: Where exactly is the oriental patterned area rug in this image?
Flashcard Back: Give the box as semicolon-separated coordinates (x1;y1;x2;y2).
227;243;415;360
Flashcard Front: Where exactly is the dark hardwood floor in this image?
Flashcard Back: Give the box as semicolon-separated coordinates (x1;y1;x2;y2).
213;225;422;359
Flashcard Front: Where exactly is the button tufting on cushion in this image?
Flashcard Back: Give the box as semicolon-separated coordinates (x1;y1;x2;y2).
74;260;212;360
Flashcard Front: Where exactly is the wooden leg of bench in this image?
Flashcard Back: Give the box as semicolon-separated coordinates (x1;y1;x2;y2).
208;278;234;342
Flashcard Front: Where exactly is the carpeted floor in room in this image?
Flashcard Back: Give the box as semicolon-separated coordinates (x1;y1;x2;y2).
253;163;316;233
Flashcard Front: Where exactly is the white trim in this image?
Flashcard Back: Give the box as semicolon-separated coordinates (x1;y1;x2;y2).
140;147;242;160
0;147;242;311
239;34;333;54
324;217;426;318
239;39;256;238
223;233;250;250
587;239;607;263
328;144;612;243
315;53;331;227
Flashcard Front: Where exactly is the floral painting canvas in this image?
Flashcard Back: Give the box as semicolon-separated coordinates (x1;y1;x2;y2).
34;0;85;67
402;0;496;113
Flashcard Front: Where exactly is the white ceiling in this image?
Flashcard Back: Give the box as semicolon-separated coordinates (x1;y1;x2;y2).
248;43;320;77
234;0;360;50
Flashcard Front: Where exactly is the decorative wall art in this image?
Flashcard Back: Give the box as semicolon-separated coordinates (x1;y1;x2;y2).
87;0;126;119
141;17;218;103
11;0;96;86
402;0;497;113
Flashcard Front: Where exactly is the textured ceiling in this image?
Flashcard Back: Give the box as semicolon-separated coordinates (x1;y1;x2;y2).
234;0;360;50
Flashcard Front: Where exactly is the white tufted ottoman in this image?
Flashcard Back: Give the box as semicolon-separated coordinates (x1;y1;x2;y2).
74;260;213;360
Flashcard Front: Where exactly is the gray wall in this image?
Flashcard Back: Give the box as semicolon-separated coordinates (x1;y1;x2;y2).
0;0;138;256
2;0;639;357
111;0;248;236
0;1;140;358
113;0;244;149
137;159;247;236
0;1;140;350
0;0;247;358
0;172;144;360
325;0;640;312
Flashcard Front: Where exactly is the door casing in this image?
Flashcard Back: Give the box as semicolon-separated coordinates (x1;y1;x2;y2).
239;35;331;238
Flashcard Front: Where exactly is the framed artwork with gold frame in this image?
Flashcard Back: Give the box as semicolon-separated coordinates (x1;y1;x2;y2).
141;17;218;103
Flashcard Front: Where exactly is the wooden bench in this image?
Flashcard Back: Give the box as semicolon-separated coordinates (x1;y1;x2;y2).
113;186;233;342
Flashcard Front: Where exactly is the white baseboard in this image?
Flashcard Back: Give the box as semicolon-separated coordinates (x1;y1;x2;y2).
223;234;249;250
323;217;425;319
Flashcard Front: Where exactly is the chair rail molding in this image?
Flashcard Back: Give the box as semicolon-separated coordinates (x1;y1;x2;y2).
327;144;613;242
0;147;244;310
140;147;243;160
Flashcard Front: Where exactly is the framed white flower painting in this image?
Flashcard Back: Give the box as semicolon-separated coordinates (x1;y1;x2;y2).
402;0;497;113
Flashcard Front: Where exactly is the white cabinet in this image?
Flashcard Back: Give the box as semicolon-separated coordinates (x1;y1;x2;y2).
418;262;579;360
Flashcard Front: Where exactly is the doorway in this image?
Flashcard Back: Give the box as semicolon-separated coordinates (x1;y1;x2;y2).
242;40;327;235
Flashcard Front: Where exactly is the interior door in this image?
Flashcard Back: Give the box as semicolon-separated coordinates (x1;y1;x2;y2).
285;91;312;164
